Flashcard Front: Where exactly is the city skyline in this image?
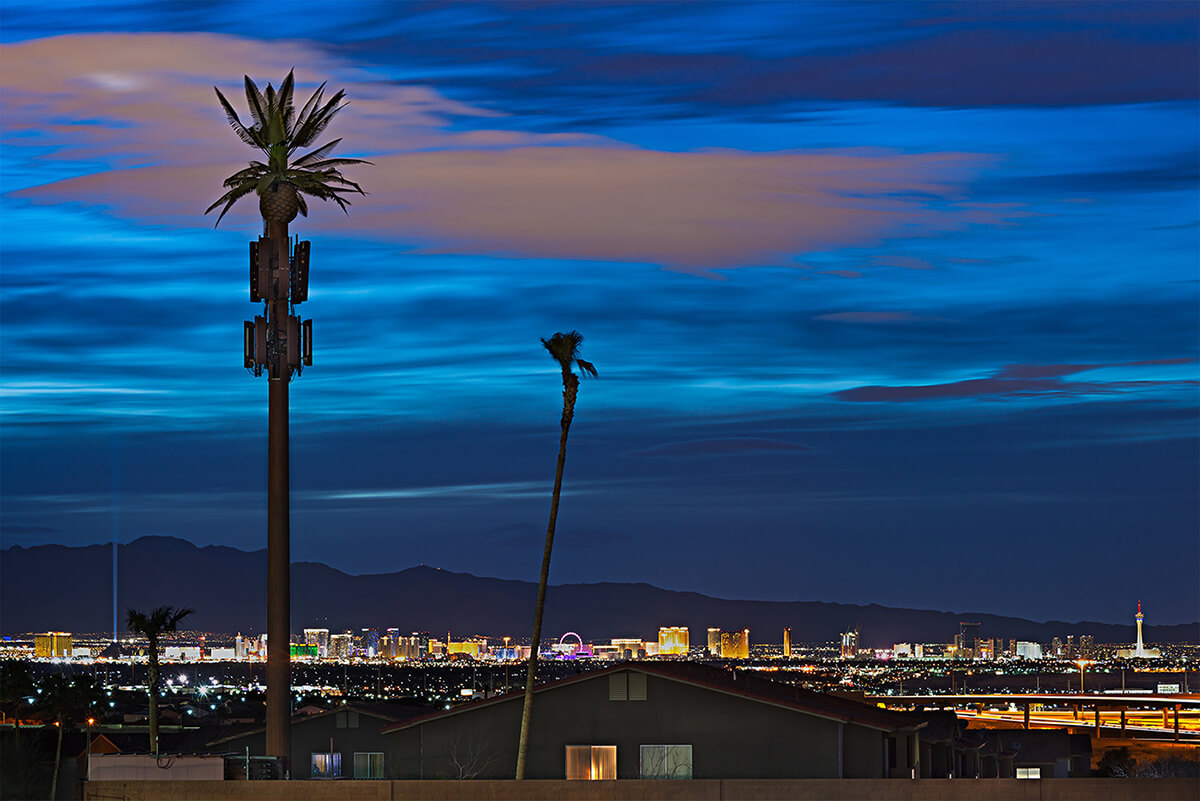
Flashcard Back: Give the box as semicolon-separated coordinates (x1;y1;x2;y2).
1;2;1197;625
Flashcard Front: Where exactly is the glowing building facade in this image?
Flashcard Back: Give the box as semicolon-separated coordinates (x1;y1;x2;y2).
362;628;380;658
840;629;858;660
447;639;486;657
706;628;721;655
611;638;644;659
782;627;791;658
658;627;689;656
304;628;329;658
35;632;72;659
719;629;750;659
329;633;352;660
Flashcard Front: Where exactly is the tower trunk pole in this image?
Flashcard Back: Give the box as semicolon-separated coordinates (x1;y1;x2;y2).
265;219;291;770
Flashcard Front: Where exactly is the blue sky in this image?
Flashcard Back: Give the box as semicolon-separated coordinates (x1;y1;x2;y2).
1;1;1197;625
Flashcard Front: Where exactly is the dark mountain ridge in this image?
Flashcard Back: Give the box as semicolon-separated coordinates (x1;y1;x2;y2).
3;536;1195;646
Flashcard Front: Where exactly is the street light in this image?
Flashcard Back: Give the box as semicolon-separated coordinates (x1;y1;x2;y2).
503;637;512;692
1076;660;1093;694
86;718;95;779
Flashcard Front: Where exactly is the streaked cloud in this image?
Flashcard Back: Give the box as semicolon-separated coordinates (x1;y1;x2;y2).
310;481;591;502
631;438;812;458
835;360;1198;402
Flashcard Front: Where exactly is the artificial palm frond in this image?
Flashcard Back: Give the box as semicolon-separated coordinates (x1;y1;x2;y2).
209;70;369;226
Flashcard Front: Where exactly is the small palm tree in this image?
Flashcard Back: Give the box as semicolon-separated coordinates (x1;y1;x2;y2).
127;605;194;753
206;70;369;226
516;331;597;780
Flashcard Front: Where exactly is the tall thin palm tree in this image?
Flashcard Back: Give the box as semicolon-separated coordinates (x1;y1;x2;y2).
127;605;194;754
516;331;597;780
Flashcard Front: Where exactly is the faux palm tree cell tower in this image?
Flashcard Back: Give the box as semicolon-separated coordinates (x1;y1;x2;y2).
208;71;367;766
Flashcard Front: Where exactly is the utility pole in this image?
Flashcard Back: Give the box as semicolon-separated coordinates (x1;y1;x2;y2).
245;219;312;772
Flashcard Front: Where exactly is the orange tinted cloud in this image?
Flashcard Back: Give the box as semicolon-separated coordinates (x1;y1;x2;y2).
5;33;1015;270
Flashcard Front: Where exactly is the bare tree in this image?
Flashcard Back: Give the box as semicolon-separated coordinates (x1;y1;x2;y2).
447;728;501;779
639;744;693;779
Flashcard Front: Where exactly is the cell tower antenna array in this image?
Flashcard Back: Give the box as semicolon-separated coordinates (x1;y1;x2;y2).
244;236;313;377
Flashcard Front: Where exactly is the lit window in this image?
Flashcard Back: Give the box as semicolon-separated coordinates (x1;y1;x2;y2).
1016;767;1041;779
353;752;384;779
310;752;341;779
640;744;692;779
565;745;617;780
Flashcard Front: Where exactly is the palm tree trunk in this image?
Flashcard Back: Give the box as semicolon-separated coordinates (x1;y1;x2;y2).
50;717;64;800
515;373;577;780
147;652;159;754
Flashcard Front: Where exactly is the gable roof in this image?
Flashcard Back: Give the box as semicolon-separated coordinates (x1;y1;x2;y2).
381;661;921;734
206;705;399;748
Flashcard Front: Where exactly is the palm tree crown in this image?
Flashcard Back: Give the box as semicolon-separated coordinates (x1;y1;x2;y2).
541;331;597;428
541;331;598;378
127;605;194;649
206;70;369;225
127;605;193;754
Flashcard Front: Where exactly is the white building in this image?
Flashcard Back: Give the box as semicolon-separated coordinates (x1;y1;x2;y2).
1015;641;1042;660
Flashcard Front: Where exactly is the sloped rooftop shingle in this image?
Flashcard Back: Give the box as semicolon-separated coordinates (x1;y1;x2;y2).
380;661;921;734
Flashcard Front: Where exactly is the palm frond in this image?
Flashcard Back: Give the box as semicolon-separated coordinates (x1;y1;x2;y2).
292;81;327;136
291;90;347;150
295;157;371;172
206;182;258;225
243;75;268;131
291;138;342;167
576;358;598;378
277;70;296;130
214;87;261;149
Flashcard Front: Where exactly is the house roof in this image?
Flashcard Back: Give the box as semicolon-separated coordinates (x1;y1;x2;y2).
206;704;401;748
381;661;922;735
974;729;1092;765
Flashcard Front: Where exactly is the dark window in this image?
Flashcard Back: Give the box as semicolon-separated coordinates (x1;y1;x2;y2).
353;752;384;779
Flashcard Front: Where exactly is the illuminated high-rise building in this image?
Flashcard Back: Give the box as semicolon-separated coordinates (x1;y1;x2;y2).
782;627;792;658
35;632;72;659
658;627;689;656
304;628;329;658
447;639;486;657
1016;641;1042;659
415;631;430;659
362;628;380;658
976;638;995;660
385;628;399;658
719;629;750;659
1079;635;1095;660
330;633;352;661
706;628;721;655
840;628;858;660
